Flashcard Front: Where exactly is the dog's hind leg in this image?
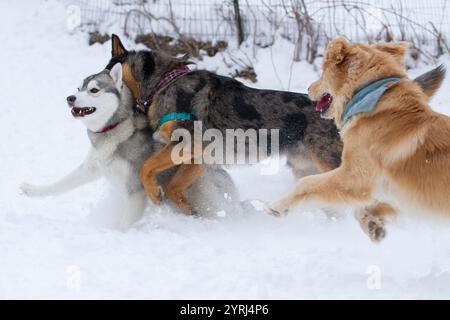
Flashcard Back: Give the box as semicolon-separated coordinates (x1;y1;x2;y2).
165;164;204;215
140;144;203;215
141;120;205;215
140;143;179;205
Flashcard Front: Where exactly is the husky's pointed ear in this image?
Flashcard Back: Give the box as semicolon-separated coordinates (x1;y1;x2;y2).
111;34;128;57
110;63;123;88
325;37;349;65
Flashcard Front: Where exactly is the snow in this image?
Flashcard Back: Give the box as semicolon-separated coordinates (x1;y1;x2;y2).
2;0;450;299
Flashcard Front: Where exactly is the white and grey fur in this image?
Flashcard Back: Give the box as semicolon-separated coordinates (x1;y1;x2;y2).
20;64;241;230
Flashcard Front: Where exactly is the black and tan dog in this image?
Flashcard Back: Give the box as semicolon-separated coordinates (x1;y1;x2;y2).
106;34;444;242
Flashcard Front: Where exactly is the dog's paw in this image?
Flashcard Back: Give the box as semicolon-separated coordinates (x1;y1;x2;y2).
148;185;164;205
355;210;386;243
368;221;386;243
189;209;201;218
266;202;289;218
173;197;197;217
19;183;45;197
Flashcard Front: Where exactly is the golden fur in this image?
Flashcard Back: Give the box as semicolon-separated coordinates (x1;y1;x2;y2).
138;120;205;215
269;37;450;222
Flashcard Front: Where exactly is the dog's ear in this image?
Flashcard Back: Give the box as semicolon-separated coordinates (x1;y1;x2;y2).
110;63;123;88
111;34;128;57
373;42;409;67
325;37;349;65
373;42;409;58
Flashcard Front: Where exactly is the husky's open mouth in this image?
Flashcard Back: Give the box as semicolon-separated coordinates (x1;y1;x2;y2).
71;107;96;118
315;94;333;114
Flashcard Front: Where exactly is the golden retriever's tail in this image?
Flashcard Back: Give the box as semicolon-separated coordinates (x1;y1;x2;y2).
414;64;446;99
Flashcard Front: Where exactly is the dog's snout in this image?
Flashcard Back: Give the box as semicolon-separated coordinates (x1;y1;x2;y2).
67;95;76;105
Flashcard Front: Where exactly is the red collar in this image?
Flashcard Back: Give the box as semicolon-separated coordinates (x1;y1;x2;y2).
95;122;120;134
136;65;190;113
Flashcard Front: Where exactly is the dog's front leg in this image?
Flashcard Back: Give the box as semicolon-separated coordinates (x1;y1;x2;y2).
20;149;101;197
118;191;147;231
268;167;373;216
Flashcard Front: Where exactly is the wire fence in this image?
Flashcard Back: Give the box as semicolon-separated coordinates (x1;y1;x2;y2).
69;0;450;61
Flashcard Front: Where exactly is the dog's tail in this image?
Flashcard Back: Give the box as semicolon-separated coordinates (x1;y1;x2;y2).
414;64;446;99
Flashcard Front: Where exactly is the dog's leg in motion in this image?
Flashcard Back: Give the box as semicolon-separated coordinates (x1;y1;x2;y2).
20;150;101;197
269;168;372;216
140;143;202;215
354;202;397;243
140;121;204;215
118;191;147;231
165;164;204;215
140;143;178;205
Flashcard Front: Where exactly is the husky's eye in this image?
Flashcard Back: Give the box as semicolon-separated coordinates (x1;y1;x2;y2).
90;88;99;94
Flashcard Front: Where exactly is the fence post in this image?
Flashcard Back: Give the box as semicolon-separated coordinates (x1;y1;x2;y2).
233;0;244;46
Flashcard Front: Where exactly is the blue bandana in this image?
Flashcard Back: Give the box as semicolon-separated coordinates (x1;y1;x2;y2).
341;77;401;125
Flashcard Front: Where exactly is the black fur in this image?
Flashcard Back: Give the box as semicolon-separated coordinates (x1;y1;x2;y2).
141;52;155;80
175;90;195;114
107;40;446;175
279;113;308;149
107;48;344;171
233;95;262;122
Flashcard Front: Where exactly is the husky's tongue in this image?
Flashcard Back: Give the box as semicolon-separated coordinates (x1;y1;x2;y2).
315;94;332;112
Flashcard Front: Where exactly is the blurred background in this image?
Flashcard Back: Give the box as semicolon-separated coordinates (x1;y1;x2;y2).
72;0;450;65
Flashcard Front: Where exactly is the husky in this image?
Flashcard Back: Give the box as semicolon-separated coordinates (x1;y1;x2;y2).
20;63;241;230
105;35;445;241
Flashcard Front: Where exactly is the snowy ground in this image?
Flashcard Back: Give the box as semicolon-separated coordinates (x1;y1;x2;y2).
2;0;450;299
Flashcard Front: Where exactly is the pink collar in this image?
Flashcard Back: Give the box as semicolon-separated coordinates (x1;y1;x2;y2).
136;65;190;113
95;122;120;134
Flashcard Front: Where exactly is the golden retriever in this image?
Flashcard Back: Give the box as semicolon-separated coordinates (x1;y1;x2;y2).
269;37;450;230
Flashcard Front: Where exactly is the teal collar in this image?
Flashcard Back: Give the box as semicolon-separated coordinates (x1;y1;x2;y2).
341;77;401;125
158;110;197;128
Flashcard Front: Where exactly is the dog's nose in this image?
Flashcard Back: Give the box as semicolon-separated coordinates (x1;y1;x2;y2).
67;95;76;105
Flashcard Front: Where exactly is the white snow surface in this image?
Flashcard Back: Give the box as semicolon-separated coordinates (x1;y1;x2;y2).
2;0;450;299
